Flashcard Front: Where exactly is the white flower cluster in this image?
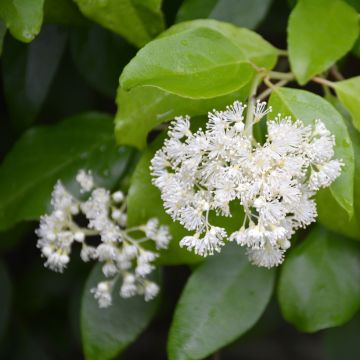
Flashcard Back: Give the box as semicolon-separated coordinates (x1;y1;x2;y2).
151;100;343;268
36;170;171;307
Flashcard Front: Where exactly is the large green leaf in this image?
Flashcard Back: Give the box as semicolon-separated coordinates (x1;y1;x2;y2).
2;25;67;131
269;87;354;217
167;245;275;360
73;0;164;48
43;0;84;25
115;83;249;148
278;226;360;332
70;24;135;98
334;76;360;132
0;0;44;42
176;0;273;29
0;260;11;342
316;97;360;240
0;113;133;231
120;19;278;99
81;264;159;360
288;0;358;84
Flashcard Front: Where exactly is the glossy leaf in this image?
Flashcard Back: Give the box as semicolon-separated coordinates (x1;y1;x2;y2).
288;0;358;84
0;260;11;341
278;226;360;332
269;87;354;217
81;264;159;360
167;245;275;360
73;0;164;48
120;19;278;98
0;113;133;231
2;25;67;131
0;0;44;42
177;0;273;29
71;24;135;98
334;76;360;132
115;83;249;148
316;98;360;240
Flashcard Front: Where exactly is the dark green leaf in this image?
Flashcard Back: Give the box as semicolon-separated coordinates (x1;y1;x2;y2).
334;76;360;132
0;260;11;341
0;20;6;55
278;226;360;332
44;0;85;25
269;87;354;217
81;264;159;360
115;83;249;149
2;25;67;131
288;0;359;84
120;19;278;98
177;0;273;29
0;112;133;231
0;0;44;42
167;245;275;360
323;312;360;360
70;24;135;98
73;0;164;47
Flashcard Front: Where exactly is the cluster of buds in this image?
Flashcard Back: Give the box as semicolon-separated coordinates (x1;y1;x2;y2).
36;170;171;307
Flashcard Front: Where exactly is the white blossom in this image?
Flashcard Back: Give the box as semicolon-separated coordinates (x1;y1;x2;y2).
151;100;343;268
36;169;171;307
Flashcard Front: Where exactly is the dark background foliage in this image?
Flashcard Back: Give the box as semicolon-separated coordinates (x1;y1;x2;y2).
0;0;359;359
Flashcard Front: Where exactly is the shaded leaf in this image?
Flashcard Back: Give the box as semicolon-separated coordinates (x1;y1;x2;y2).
120;19;278;98
168;245;275;360
73;0;164;47
70;24;135;98
288;0;358;84
44;0;85;25
278;226;360;332
177;0;273;29
81;264;159;360
2;25;67;131
269;87;354;217
0;112;133;231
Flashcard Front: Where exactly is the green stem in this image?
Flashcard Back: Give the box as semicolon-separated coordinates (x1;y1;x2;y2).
267;71;294;81
312;76;335;88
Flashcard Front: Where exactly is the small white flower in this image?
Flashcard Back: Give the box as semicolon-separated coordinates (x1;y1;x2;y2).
144;282;159;301
91;281;113;308
76;170;94;192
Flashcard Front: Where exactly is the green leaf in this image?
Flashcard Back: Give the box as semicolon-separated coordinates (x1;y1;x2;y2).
268;87;354;217
177;0;273;29
120;19;278;98
127;136;203;265
73;0;164;48
316;97;360;240
278;226;360;332
2;25;67;131
115;83;249;149
70;24;135;98
334;76;360;132
81;264;159;360
0;0;45;42
167;245;275;360
0;260;11;341
288;0;359;84
0;112;133;231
